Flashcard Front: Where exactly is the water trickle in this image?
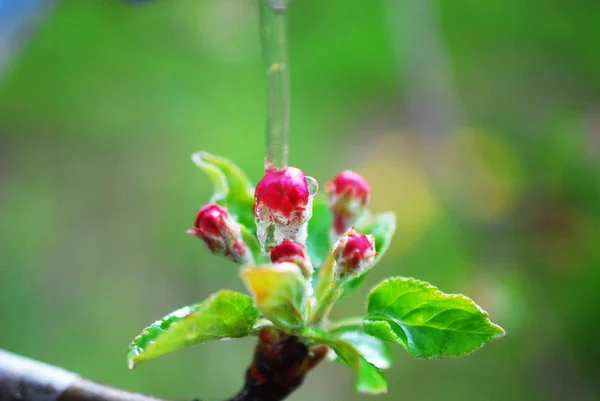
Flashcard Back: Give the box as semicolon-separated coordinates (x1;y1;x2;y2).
256;218;310;252
255;197;313;251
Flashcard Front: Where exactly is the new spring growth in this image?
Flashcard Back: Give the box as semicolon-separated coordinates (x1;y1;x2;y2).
187;203;248;263
333;229;376;279
325;170;370;235
270;239;313;278
254;166;317;247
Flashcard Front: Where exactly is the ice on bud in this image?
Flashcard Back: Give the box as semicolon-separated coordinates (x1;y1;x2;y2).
254;166;317;248
333;229;376;278
255;167;311;225
187;203;248;263
325;170;370;234
270;239;313;278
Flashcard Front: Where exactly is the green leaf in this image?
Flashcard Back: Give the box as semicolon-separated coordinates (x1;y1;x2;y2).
306;197;332;268
192;151;255;232
299;328;387;395
365;277;505;359
331;329;392;370
127;290;259;369
341;212;396;298
240;263;308;330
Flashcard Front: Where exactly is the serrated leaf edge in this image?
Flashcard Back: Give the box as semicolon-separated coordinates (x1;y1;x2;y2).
127;290;257;369
365;276;505;359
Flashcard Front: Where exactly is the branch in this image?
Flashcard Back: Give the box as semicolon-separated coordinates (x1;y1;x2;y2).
225;330;327;401
0;349;168;401
0;332;326;401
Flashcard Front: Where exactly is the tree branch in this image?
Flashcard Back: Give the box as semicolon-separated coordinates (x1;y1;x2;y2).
225;330;327;401
0;349;168;401
0;331;326;401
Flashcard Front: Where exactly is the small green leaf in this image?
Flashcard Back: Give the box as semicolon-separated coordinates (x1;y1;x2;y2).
127;291;258;369
306;197;332;268
241;263;308;330
330;329;392;370
192;151;255;231
299;328;387;395
361;320;402;344
341;212;396;298
365;277;505;359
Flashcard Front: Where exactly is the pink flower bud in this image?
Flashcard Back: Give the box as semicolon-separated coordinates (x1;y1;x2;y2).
270;239;313;277
326;170;370;234
255;167;312;226
187;203;248;263
333;229;376;278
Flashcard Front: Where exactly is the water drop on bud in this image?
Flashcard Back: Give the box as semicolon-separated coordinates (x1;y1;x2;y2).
325;170;370;235
270;239;314;278
333;229;376;278
187;203;248;263
254;166;316;248
306;176;319;197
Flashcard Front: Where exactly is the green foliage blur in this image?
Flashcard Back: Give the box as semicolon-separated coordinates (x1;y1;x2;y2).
1;1;599;400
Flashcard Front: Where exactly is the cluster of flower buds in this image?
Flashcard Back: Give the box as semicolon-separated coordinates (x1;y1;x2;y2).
270;239;314;278
333;228;376;279
189;165;375;282
187;203;249;263
254;166;317;247
325;170;370;235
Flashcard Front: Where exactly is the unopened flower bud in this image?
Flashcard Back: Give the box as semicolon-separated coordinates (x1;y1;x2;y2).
326;170;370;234
254;167;317;246
333;229;376;278
270;239;314;278
187;203;248;263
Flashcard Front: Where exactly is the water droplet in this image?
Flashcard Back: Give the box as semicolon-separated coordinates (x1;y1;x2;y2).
306;176;319;197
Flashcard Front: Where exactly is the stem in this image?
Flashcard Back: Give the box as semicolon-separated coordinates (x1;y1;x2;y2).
259;0;290;170
312;283;342;324
226;330;327;401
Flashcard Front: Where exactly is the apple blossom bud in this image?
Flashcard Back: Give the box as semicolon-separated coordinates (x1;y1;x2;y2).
187;203;248;263
325;170;370;234
254;167;317;247
270;239;314;278
333;229;376;278
255;167;312;226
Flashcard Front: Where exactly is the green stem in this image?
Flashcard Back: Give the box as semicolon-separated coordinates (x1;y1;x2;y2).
259;0;290;171
311;282;342;324
326;316;365;334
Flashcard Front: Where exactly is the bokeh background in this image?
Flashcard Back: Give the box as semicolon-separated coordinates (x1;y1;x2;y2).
1;1;599;400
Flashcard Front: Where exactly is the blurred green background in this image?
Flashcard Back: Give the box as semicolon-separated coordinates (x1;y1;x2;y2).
1;0;599;400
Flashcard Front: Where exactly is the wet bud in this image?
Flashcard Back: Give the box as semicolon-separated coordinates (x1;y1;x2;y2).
333;229;376;278
255;167;312;225
270;239;314;278
187;203;248;263
254;167;317;246
326;170;370;234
